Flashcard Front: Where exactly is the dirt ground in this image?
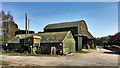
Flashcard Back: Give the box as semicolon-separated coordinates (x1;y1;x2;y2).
0;47;119;66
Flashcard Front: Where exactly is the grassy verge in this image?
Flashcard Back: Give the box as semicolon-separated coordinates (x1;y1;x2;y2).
0;52;63;57
0;60;11;66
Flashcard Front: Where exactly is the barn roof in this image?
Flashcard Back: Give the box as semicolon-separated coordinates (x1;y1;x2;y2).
44;20;86;29
44;20;94;39
8;31;71;43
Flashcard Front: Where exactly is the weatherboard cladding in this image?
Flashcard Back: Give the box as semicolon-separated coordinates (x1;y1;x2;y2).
7;31;70;44
44;20;94;39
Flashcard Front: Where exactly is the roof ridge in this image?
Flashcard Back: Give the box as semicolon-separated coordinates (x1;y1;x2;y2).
37;31;70;34
47;20;84;26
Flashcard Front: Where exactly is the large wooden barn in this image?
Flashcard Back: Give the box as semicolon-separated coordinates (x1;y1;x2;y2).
7;31;75;55
44;20;95;51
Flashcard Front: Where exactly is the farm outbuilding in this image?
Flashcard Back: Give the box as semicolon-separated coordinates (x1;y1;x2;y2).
7;36;21;52
7;35;41;53
37;31;76;55
44;20;95;51
7;31;75;55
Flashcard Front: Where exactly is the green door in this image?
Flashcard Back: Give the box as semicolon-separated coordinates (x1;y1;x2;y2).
78;37;82;50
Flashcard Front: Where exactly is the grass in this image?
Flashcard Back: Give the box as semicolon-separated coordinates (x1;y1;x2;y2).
77;50;89;53
0;52;49;56
91;48;97;50
0;60;11;65
0;52;63;57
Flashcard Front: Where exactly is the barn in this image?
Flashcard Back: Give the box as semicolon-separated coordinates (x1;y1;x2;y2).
7;31;75;55
44;20;95;51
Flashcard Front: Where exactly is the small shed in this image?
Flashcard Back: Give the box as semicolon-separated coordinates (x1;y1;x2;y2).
36;31;76;55
7;36;20;51
7;35;41;52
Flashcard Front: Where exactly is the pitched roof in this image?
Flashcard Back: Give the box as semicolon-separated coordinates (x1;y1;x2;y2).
36;31;70;43
8;31;70;43
44;20;94;39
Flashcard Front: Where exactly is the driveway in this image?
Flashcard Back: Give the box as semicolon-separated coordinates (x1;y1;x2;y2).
1;47;119;66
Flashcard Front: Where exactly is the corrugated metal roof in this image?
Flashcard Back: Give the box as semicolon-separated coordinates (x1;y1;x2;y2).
87;31;94;39
8;31;70;43
44;20;94;39
44;20;85;29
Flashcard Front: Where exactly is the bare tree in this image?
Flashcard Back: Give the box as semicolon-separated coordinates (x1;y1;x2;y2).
0;11;18;43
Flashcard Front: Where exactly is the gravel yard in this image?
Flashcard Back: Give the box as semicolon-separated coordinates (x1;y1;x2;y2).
1;48;119;66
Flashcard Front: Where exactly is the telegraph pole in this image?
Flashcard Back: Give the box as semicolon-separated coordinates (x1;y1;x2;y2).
25;13;31;53
25;13;28;49
25;13;28;35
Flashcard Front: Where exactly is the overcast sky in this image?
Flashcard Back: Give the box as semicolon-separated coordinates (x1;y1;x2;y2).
2;2;118;37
